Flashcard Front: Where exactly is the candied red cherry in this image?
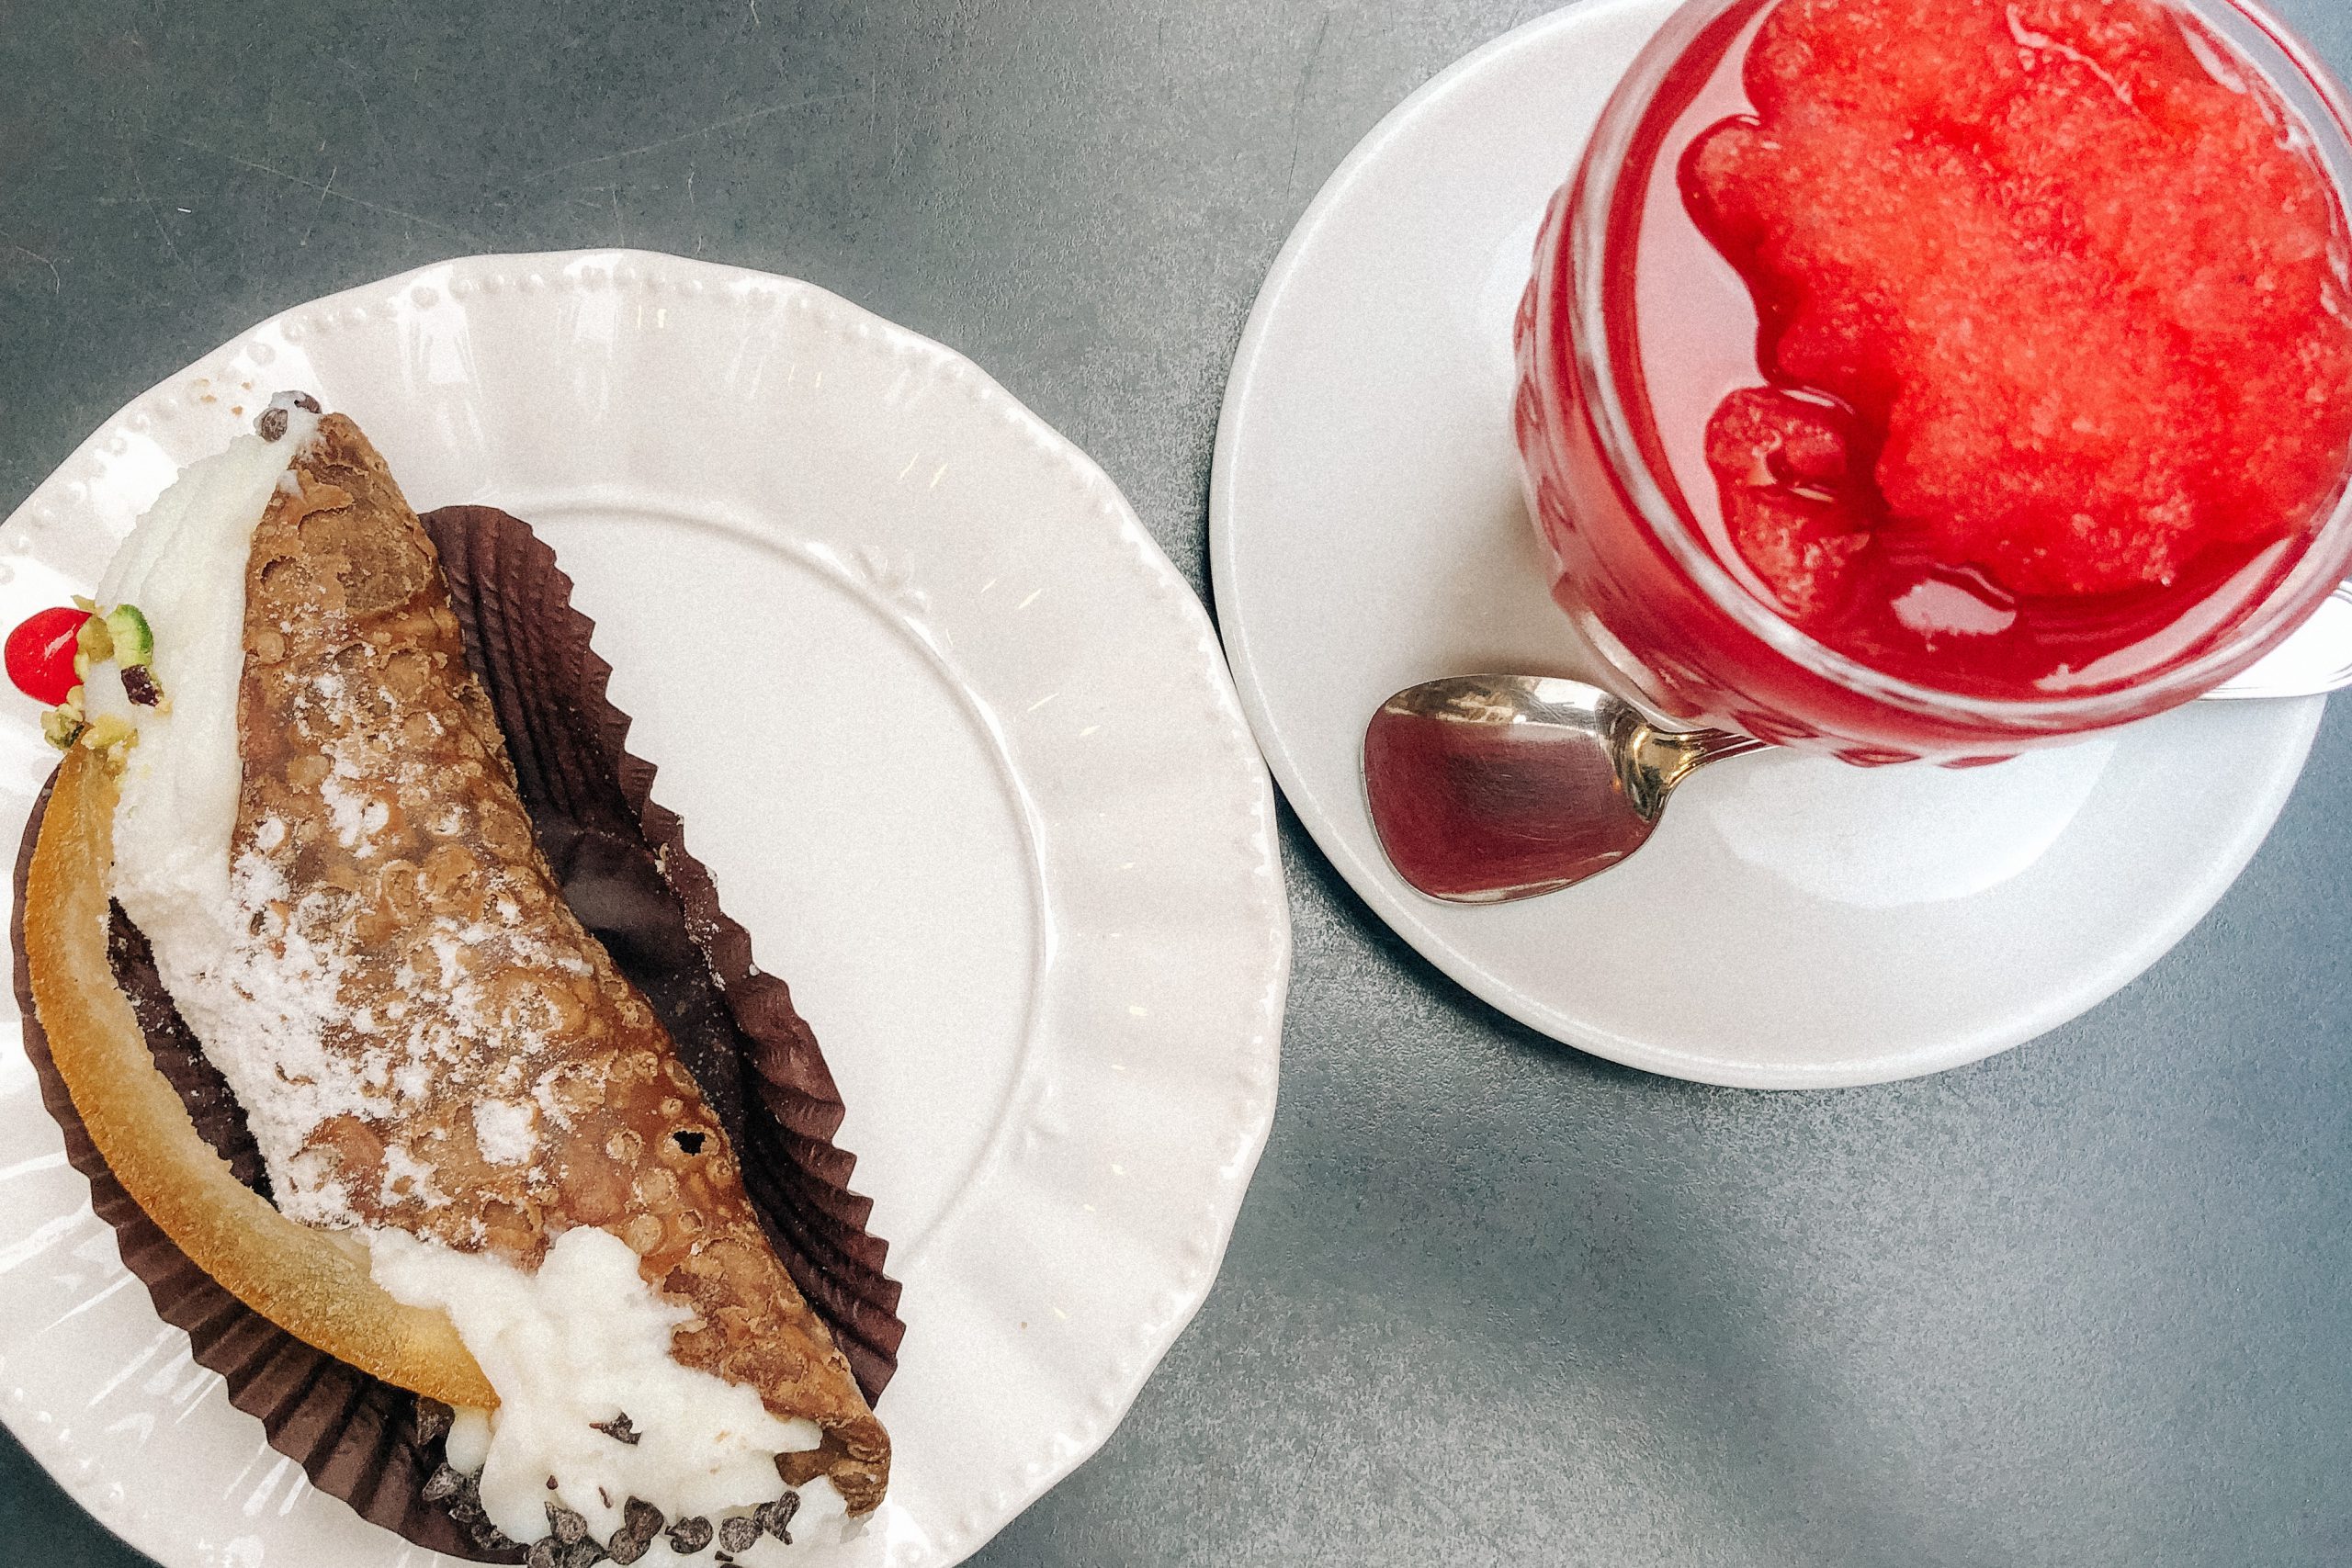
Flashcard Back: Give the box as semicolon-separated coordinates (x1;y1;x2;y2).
5;606;92;706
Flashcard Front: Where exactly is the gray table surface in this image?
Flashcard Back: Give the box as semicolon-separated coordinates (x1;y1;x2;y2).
5;2;2350;1564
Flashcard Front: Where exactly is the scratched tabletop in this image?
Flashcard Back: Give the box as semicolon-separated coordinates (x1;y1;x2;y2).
6;2;2352;1564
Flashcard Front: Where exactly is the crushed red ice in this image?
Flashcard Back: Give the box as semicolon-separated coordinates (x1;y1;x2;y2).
1683;0;2352;615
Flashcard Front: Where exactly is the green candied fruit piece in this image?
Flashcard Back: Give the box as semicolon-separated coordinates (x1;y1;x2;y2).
103;604;153;667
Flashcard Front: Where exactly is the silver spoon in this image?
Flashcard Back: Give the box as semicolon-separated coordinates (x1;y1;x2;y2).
1364;582;2352;904
1363;675;1770;902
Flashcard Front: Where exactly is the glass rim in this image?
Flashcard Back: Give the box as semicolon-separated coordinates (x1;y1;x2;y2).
1556;0;2352;730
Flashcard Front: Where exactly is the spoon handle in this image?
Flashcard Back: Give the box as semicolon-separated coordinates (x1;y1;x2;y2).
1679;729;1775;766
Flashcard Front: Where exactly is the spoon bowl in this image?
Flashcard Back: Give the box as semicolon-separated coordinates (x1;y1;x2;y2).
1363;675;1766;902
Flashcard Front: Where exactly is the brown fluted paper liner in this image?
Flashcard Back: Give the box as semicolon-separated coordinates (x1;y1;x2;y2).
11;505;902;1561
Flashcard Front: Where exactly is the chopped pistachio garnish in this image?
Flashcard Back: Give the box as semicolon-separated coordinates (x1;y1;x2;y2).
39;684;88;753
75;613;113;667
40;708;85;750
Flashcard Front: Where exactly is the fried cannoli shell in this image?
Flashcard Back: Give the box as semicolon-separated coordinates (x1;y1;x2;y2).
236;418;886;1500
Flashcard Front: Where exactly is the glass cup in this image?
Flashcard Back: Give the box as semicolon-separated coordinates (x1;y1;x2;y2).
1511;0;2352;764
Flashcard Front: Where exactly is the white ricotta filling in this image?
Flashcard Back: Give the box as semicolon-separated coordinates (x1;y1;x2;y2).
368;1226;823;1546
93;400;320;971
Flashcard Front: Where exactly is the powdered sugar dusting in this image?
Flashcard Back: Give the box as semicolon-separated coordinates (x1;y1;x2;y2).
160;849;395;1224
379;1143;451;1210
471;1100;537;1166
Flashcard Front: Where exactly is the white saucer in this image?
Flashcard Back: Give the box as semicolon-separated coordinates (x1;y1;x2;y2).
1208;0;2324;1090
0;253;1287;1565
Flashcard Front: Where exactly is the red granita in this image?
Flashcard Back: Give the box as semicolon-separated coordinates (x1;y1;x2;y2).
1683;0;2352;616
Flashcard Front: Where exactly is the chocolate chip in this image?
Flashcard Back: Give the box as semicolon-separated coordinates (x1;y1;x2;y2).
600;1487;614;1510
672;1129;706;1155
527;1540;561;1568
589;1412;641;1446
717;1514;760;1552
288;391;322;413
256;406;288;442
755;1492;800;1544
605;1499;663;1564
413;1398;454;1446
620;1498;664;1542
119;664;160;707
422;1463;465;1503
547;1503;590;1545
548;1476;560;1490
665;1516;713;1553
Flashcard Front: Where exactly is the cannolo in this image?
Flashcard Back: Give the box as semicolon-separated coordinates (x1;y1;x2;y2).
17;397;889;1556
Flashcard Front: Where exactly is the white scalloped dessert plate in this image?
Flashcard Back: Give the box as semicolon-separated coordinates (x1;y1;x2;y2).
1209;0;2324;1089
0;252;1288;1568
